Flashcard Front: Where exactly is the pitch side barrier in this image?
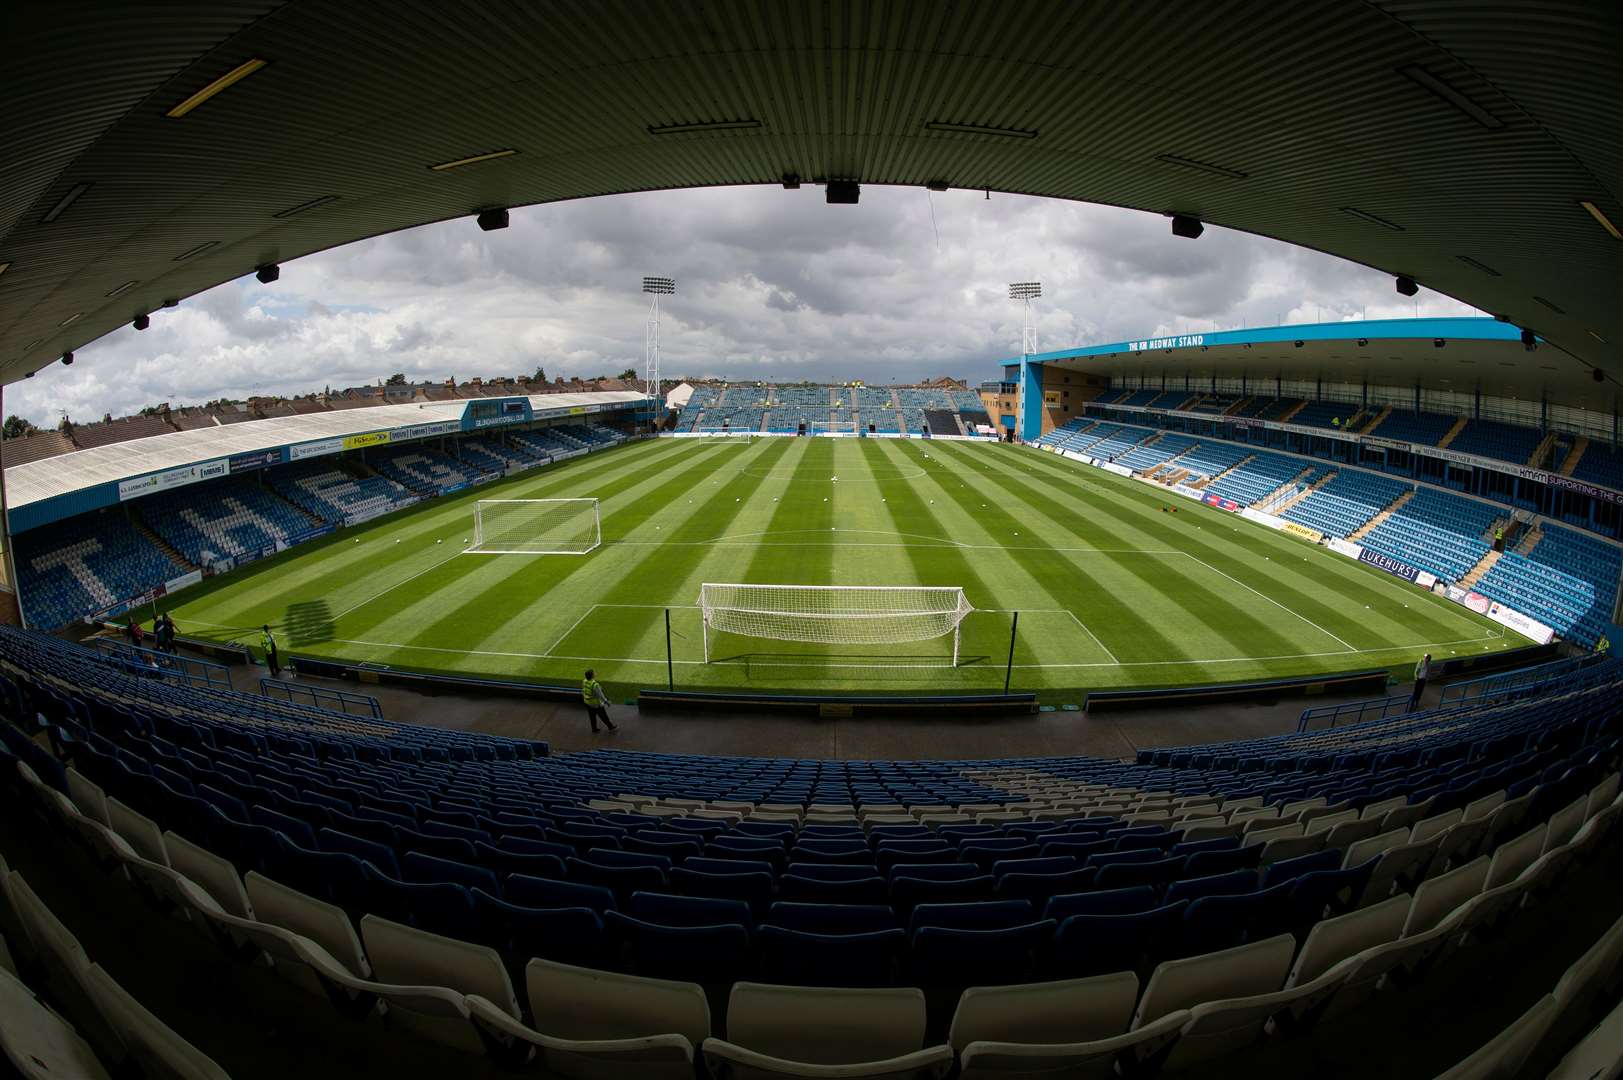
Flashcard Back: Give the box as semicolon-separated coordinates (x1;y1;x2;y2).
1084;668;1390;713
288;653;576;710
636;688;1038;718
258;677;383;720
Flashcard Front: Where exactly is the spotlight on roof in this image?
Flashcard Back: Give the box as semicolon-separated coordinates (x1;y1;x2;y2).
1434;338;1446;348
23;371;33;379
1520;327;1536;351
826;180;860;205
60;351;73;366
1008;282;1042;300
781;172;801;189
1594;368;1606;383
476;208;509;231
162;298;179;308
255;263;279;284
925;179;949;192
1396;276;1419;296
134;314;150;331
1171;214;1204;239
1357;338;1368;347
1294;340;1304;348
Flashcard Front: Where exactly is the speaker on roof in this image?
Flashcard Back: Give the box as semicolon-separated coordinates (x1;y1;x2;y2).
1395;276;1419;296
1171;214;1203;239
476;208;509;231
826;180;860;205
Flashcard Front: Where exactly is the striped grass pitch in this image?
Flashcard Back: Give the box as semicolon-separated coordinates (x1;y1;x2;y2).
165;438;1512;699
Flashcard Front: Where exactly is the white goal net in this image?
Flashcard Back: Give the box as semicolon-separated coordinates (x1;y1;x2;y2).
698;582;974;664
469;499;601;555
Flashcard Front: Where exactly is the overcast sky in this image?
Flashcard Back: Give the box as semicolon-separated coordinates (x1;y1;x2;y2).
8;185;1480;427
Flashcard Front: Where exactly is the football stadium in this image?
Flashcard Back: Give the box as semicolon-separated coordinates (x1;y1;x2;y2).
0;4;1620;1079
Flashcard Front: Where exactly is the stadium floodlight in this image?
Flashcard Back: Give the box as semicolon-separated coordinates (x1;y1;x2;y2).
468;499;600;555
1008;282;1042;301
643;277;676;426
698;583;974;666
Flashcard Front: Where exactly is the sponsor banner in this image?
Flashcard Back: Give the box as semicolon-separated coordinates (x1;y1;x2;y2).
1327;537;1364;560
1363;436;1407;451
343;500;414;528
440;481;469;495
1281;521;1323;542
1462;590;1491;614
1174;483;1207;501
1102;462;1134;477
290;436;345;460
1203;493;1240;512
392;420;461;442
227;449;282;472
164;570;204;593
1486;602;1556;644
1358;547;1421;583
117;459;230;501
1126;334;1206;352
342;430;392;450
1416;571;1439;589
1241;507;1285;529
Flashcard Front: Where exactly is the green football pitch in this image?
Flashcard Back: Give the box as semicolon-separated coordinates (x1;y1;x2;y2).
162;437;1516;700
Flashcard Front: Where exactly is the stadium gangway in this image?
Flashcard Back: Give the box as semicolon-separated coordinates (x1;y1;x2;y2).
1439;653;1600;707
1296;692;1416;733
258;677;384;720
93;638;233;692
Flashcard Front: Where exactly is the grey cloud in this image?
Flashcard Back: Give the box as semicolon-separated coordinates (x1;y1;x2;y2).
8;185;1477;426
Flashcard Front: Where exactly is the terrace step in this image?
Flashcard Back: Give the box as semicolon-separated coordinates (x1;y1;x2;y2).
1516;523;1545;556
1349;489;1413;541
1278;400;1308;423
1436;416;1469;449
1223;397;1251;416
1561;436;1589;477
1200;453;1257;490
1528;431;1557;469
1272;469;1337;514
129;512;197;573
1252;462;1314;508
1459;549;1501;589
1359;405;1392;435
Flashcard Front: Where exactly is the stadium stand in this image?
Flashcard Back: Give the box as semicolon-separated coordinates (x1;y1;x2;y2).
13;515;181;630
141;479;315;569
370;446;476;496
1280;471;1411;538
1367;410;1458;447
1475;526;1623;646
1446;419;1544;466
1356;490;1500;583
1;623;1618;1076
1204;452;1317;505
269;461;415;525
1288;402;1361;431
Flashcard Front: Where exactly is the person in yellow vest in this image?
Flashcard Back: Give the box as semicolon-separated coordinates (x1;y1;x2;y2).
1597;635;1611;656
581;668;618;733
1494;526;1504;552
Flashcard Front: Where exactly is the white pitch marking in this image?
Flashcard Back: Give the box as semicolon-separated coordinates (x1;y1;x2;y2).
1178;552;1357;651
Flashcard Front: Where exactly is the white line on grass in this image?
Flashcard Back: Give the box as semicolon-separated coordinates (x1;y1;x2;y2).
540;607;599;656
329;549;469;623
1063;610;1120;664
1178;551;1357;651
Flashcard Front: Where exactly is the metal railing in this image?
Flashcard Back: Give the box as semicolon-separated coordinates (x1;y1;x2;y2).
94;639;234;691
259;678;384;719
1439;654;1597;706
1297;692;1413;733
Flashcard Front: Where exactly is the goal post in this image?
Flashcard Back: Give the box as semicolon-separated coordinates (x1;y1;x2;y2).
698;583;975;665
469;499;601;555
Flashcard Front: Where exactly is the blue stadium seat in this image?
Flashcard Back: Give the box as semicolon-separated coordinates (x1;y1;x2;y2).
756;926;906;987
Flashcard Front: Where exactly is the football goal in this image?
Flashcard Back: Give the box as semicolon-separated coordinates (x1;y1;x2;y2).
698;583;974;664
469;499;601;555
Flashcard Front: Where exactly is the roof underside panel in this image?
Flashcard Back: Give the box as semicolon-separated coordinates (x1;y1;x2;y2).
0;1;1619;394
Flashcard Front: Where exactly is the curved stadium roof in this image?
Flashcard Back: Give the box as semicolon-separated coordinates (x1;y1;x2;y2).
1;1;1620;396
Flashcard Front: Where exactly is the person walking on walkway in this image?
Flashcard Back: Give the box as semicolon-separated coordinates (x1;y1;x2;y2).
261;624;281;677
1409;652;1432;711
581;668;618;733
